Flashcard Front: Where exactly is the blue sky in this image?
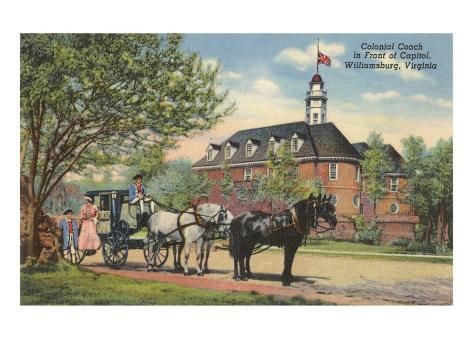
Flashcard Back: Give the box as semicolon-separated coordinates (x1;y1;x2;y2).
169;34;452;161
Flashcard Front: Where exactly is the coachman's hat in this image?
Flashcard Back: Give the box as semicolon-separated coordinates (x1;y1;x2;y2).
133;174;143;180
63;209;73;215
84;195;93;202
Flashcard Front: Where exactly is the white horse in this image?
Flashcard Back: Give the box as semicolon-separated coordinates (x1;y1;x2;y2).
146;203;233;276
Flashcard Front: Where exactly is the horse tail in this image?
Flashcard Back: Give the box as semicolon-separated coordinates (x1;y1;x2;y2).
228;229;235;258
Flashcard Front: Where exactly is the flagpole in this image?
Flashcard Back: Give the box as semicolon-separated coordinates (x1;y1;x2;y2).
316;37;319;73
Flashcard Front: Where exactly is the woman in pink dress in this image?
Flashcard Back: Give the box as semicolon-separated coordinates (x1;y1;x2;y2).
78;196;101;251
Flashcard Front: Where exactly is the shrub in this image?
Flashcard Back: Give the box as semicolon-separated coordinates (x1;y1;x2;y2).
391;238;411;248
352;218;382;245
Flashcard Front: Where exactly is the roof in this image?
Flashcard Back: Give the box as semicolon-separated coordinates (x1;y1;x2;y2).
207;143;221;150
352;142;405;174
86;190;129;196
193;122;361;168
311;73;323;83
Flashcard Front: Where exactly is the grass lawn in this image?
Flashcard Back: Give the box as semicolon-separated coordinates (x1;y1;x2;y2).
303;239;403;253
257;239;452;264
20;264;328;305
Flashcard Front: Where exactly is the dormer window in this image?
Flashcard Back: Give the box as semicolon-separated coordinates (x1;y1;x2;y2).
246;143;253;157
224;141;238;160
207;149;212;161
291;138;299;152
268;141;276;154
225;146;232;160
245;139;259;158
290;133;303;153
206;144;220;162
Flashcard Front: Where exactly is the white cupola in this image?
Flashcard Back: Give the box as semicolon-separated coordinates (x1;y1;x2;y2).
305;73;327;125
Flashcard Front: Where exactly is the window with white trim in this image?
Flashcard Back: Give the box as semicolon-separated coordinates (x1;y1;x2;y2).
244;168;252;181
267;168;273;177
207;148;213;161
390;177;399;192
313;113;319;124
225;146;232;160
355;166;361;182
329;163;338;180
246;143;253;157
322;114;325;123
390;203;399;214
268;141;276;154
291;138;299;152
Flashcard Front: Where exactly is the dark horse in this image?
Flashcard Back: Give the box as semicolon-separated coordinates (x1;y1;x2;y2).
229;194;337;286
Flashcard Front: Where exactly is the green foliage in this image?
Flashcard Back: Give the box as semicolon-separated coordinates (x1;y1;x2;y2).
236;172;267;208
123;145;166;181
265;144;299;204
147;159;213;210
241;144;325;209
361;132;394;206
21;33;234;205
352;218;382;245
220;161;234;204
20;267;328;305
401;136;453;244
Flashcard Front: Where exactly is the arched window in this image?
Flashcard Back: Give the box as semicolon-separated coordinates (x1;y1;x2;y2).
352;195;360;208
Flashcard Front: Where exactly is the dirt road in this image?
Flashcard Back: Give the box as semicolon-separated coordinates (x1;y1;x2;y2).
82;247;452;305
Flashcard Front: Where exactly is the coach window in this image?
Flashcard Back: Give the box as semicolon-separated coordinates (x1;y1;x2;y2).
244;168;252;181
329;163;338;180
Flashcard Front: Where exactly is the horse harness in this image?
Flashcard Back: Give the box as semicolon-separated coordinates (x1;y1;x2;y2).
175;206;229;242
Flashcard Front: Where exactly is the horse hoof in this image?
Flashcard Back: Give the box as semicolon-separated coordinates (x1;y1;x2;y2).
241;276;248;281
203;268;210;274
147;266;153;272
282;281;291;287
197;272;203;277
233;276;241;281
247;273;253;279
184;271;190;276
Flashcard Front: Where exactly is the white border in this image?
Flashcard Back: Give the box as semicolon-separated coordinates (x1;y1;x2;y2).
2;1;472;355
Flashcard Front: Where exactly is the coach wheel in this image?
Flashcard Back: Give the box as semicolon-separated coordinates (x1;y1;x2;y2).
102;230;128;269
64;246;86;266
143;240;169;267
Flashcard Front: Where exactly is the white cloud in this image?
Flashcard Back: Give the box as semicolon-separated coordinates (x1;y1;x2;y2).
224;71;244;80
274;40;346;71
361;90;401;101
253;78;280;94
410;94;452;109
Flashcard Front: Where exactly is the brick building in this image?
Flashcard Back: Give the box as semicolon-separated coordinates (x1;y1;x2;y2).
192;73;419;244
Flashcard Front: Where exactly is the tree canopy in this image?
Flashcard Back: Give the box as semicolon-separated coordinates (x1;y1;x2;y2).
20;33;234;257
360;131;394;212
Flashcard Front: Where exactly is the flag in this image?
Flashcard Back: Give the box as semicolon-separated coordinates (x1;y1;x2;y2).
317;51;331;67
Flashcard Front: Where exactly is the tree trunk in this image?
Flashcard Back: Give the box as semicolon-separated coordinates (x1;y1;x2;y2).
25;201;41;258
423;218;432;243
436;203;448;245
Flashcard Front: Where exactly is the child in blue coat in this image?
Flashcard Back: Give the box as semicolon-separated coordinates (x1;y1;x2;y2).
58;209;79;262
